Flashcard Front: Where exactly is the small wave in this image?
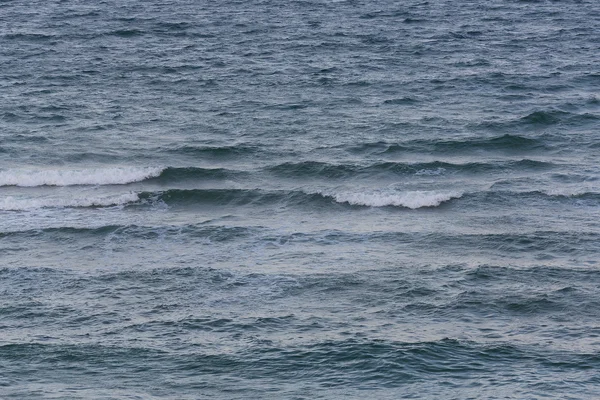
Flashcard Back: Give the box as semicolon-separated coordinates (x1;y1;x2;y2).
266;159;551;179
138;188;330;208
383;97;418;105
111;29;144;37
543;188;600;198
0;224;258;243
155;166;244;182
472;189;600;204
0;167;164;187
0;193;140;211
520;110;566;126
167;144;257;158
3;33;55;41
137;188;461;209
330;190;462;209
349;134;547;155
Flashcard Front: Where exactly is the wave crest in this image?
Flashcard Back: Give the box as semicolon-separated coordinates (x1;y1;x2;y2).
330;190;462;209
0;167;164;187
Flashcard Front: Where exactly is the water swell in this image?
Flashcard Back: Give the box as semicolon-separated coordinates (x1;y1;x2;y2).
266;159;553;179
159;166;249;181
0;224;259;243
138;188;332;208
3;187;597;211
0;193;140;211
166;144;260;158
137;188;463;209
0;338;582;387
348;134;549;155
0;167;164;187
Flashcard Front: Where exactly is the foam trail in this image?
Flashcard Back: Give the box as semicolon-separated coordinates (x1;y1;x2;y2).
331;190;462;209
0;192;140;211
0;167;164;187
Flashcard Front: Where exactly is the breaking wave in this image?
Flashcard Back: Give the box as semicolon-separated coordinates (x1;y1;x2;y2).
0;193;140;211
0;167;164;187
329;190;463;209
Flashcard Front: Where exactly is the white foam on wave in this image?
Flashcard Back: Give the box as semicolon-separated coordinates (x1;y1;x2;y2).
0;166;164;187
331;190;462;209
0;192;140;211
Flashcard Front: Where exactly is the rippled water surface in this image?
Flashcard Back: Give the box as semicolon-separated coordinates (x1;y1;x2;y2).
1;0;600;398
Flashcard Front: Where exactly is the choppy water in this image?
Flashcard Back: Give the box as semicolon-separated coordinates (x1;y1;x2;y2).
1;0;600;398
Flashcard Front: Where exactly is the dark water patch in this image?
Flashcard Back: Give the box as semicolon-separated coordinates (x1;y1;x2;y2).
110;29;144;38
450;291;561;316
36;114;67;122
2;112;21;121
91;266;236;286
0;343;165;367
9;134;49;142
453;58;491;67
466;265;600;284
62;152;124;163
551;173;597;183
572;73;600;85
265;161;356;179
383;97;419;105
175;314;298;333
401;264;600;318
403;17;427;24
137;188;337;209
3;33;55;41
1;339;597;396
1;224;261;245
464;189;600;207
154;166;247;183
166;144;260;159
521;110;569;126
473;110;598;132
467;231;600;256
366;230;600;258
136;188;465;210
359;9;408;19
0;225;122;239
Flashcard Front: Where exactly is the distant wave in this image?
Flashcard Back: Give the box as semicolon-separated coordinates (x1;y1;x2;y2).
543;187;600;198
266;159;552;178
166;144;260;158
0;224;258;242
4;186;595;212
139;188;463;209
0;160;556;188
0;167;164;187
154;166;246;182
347;134;549;155
0;193;139;211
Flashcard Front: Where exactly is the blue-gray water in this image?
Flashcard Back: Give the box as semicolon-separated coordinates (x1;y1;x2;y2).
1;0;600;398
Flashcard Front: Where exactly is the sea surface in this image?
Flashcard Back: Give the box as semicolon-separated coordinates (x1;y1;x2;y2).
1;0;600;398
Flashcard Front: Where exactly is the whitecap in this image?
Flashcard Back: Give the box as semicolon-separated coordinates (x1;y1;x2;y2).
330;189;462;209
0;166;164;187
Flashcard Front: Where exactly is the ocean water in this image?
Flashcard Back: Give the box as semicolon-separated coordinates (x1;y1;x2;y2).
1;0;600;398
